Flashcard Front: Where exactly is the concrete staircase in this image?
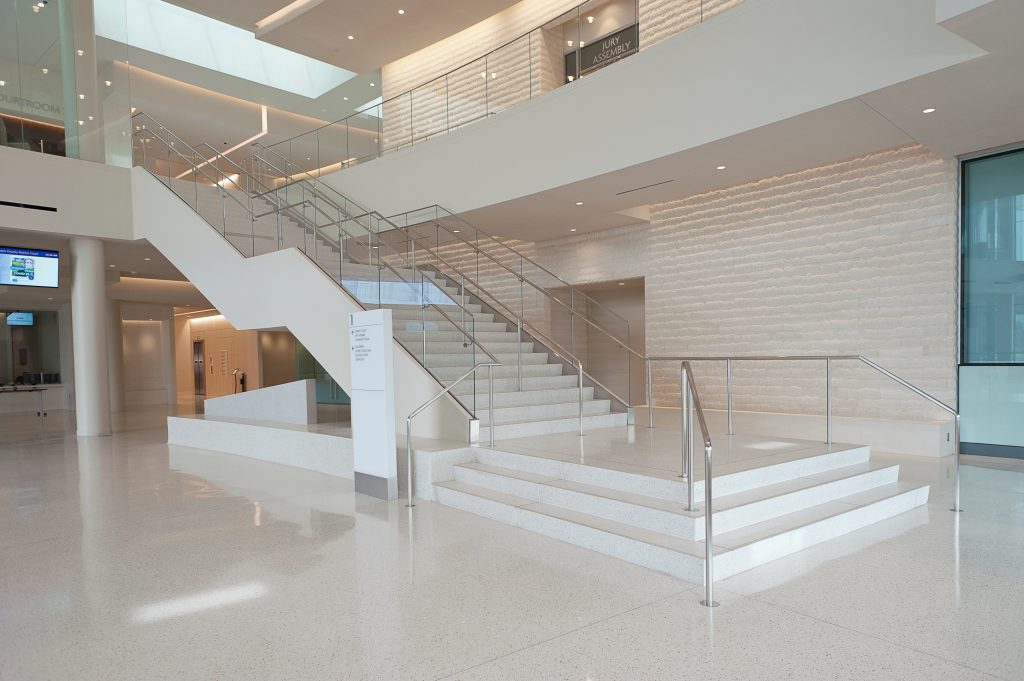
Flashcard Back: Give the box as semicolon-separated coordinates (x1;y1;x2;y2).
182;179;627;439
432;443;928;581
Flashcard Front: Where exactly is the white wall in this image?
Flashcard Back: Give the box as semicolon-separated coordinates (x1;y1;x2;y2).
497;144;959;422
0;145;132;239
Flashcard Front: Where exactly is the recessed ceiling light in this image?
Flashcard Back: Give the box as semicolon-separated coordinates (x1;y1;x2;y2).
617;282;625;286
398;8;405;14
587;16;594;23
108;264;115;268
453;229;460;233
343;96;348;100
716;165;726;170
76;49;84;56
105;80;112;86
78;93;85;100
922;107;936;114
88;115;94;120
41;68;48;74
78;120;84;125
575;201;584;205
47;297;54;300
144;257;151;261
570;228;577;232
0;80;4;87
567;40;573;47
130;271;137;275
347;35;354;40
370;82;375;86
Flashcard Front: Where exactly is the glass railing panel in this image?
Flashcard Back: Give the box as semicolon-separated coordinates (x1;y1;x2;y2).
411;77;448;144
487;34;533;116
347;107;381;165
381;90;412;155
446;57;488;131
315;120;349;175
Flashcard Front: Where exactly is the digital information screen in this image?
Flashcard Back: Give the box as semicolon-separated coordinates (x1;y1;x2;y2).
6;312;34;326
0;247;60;288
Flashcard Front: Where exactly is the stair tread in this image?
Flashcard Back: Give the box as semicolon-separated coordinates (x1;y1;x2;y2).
436;480;703;557
457;462;560;484
438;479;927;559
708;462;899;512
713;482;928;550
482;412;623;428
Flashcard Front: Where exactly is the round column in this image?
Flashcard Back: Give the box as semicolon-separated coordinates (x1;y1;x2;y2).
71;237;112;436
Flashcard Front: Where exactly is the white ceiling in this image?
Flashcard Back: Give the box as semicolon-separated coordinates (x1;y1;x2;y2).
458;0;1024;242
165;0;523;72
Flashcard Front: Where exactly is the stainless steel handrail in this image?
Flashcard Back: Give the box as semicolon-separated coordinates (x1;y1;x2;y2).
406;243;630;427
394;205;632;328
135;118;499;421
647;358;716;608
252;146;636;416
644;354;961;511
390;209;640;357
406;362;501;507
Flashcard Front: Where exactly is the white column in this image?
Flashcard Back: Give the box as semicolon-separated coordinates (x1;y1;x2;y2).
160;311;177;405
106;299;124;413
71;237;112;436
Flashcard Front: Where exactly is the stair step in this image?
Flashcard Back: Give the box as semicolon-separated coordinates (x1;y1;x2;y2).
433;478;929;582
479;411;628;439
453;461;900;540
479;399;612;424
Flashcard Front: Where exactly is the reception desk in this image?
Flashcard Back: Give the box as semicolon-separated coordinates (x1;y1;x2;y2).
0;385;68;416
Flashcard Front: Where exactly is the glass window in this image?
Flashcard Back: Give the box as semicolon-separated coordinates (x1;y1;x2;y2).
962;147;1024;363
0;310;61;385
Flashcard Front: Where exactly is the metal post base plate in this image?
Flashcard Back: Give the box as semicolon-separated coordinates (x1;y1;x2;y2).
700;600;719;608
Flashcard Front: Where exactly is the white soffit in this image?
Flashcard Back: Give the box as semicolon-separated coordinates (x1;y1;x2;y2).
95;0;356;99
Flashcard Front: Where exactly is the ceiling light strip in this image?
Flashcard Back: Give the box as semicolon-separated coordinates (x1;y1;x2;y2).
174;105;268;180
255;0;325;36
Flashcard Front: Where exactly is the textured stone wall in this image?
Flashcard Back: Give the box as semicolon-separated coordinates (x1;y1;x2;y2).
499;145;959;421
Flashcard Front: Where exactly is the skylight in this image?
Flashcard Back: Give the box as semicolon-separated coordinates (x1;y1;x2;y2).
94;0;355;99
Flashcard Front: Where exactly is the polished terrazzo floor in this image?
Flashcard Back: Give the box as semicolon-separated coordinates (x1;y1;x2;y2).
1;407;1022;680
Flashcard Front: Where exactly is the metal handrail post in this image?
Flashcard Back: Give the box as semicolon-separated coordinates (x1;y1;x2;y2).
701;442;718;607
489;364;496;447
953;414;961;512
517;318;523;392
578;362;585;436
826;357;833;445
406;418;415;507
647;359;654;428
680;362;689;479
726;358;733;436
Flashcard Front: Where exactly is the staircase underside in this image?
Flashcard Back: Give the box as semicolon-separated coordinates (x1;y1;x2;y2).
427;430;929;582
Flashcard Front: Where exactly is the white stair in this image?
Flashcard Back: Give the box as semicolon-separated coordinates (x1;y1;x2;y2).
432;444;929;582
170;178;629;439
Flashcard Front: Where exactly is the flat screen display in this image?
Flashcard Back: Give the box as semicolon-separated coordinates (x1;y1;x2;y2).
6;312;34;326
0;247;60;288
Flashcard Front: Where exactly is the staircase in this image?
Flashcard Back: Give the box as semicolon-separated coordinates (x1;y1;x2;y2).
431;442;929;581
135;119;628;439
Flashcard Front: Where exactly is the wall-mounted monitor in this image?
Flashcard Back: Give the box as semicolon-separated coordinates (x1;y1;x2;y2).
0;247;60;288
6;312;34;326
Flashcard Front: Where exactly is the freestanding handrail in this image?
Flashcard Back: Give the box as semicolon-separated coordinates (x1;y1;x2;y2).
644;354;961;511
406;362;501;507
644;358;716;606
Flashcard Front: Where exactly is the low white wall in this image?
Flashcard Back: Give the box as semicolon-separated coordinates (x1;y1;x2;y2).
204;379;316;426
168;416;354;479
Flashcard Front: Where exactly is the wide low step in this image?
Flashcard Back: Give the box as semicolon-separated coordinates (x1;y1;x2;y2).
394;320;509;334
412;351;550;368
433;478;929;582
395;331;521;345
468;386;595;408
391;308;494;323
473;445;872;504
452;461;900;540
452;374;580;394
479;411;628;439
408;340;535;354
478;398;612;424
432;363;564;381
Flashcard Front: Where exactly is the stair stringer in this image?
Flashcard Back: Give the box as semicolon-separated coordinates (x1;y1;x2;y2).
130;167;469;440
